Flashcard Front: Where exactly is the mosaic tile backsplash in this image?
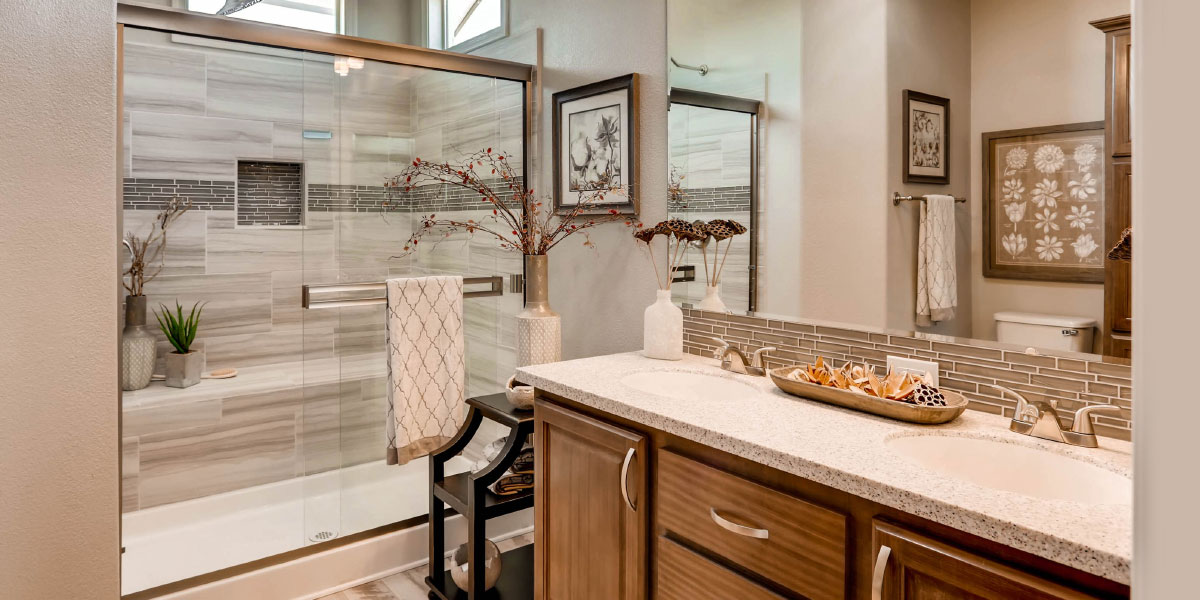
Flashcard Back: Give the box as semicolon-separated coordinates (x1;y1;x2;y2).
682;308;1132;440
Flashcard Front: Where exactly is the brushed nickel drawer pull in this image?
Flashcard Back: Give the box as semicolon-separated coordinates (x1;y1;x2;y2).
871;544;892;600
620;448;636;511
709;508;769;539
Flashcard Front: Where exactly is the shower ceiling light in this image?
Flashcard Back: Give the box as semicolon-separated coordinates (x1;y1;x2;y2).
333;56;350;76
346;57;365;70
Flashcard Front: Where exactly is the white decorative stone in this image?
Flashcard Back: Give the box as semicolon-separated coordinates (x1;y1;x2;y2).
643;290;683;360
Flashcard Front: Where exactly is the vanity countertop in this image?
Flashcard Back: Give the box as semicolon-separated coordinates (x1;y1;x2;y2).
516;351;1132;584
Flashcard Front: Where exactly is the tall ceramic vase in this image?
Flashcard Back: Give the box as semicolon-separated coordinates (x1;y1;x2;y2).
516;254;562;367
643;289;683;360
121;295;157;391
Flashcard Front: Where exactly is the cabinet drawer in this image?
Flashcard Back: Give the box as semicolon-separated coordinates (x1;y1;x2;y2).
656;536;783;600
656;449;846;600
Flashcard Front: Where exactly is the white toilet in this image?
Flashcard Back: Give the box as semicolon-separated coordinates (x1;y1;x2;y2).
994;311;1097;353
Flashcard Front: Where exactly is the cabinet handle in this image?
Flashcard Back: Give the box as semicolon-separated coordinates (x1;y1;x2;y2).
620;448;636;511
871;544;892;600
709;507;769;539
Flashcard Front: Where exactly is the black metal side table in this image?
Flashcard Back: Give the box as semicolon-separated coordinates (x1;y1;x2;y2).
426;393;534;600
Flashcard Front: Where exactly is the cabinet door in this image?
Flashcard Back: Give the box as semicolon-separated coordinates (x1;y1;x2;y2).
871;521;1101;600
534;400;647;600
1108;30;1132;157
1105;160;1133;339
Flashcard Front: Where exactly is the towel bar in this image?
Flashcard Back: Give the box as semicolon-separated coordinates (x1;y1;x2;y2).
302;276;504;309
892;192;967;206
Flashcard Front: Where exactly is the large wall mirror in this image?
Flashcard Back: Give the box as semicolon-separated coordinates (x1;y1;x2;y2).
667;0;1132;360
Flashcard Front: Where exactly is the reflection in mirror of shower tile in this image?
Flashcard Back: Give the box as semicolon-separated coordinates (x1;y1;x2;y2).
465;296;500;341
130;111;273;181
205;52;304;123
496;105;525;166
294;381;359;475
205;212;318;274
414;70;495;132
720;131;752;184
412;127;444;164
301;58;337;129
347;133;413;187
333;305;386;358
137;389;301;509
121;210;207;276
141;272;272;337
124;112;132;177
123;42;207;116
337;376;389;469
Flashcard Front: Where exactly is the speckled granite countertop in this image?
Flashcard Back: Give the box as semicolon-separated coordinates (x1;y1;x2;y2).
517;352;1132;584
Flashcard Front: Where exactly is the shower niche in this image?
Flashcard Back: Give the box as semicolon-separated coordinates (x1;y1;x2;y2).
235;160;306;227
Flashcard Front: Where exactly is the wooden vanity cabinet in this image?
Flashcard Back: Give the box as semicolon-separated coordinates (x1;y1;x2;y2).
533;399;647;600
533;396;1129;600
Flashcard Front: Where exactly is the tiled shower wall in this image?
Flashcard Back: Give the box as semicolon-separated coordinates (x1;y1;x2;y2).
120;30;524;512
682;309;1133;440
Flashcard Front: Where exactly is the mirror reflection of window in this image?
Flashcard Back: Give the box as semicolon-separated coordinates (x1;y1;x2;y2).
187;0;338;33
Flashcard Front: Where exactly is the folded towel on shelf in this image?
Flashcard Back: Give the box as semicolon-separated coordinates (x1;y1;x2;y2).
492;472;535;496
384;276;465;466
916;195;958;325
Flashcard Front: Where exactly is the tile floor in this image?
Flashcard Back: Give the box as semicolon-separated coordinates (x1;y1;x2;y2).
319;532;534;599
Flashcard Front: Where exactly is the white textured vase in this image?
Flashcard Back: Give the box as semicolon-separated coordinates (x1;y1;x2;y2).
695;284;728;313
643;290;683;360
516;255;562;367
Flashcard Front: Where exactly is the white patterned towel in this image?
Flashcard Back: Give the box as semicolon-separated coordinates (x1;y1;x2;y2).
916;195;957;325
385;276;465;465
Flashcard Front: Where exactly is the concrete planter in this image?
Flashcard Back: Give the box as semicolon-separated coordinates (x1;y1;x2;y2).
165;350;204;388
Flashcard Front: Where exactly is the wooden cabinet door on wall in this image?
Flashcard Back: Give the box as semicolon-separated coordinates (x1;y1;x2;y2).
534;400;647;600
871;521;1101;600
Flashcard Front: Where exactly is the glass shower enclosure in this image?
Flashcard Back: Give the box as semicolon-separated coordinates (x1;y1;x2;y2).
118;7;530;594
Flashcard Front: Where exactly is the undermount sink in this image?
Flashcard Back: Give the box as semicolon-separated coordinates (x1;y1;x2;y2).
620;370;758;402
886;434;1131;505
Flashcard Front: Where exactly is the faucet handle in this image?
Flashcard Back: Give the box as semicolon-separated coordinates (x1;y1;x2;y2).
990;385;1038;422
1070;404;1122;435
751;347;776;368
709;336;732;359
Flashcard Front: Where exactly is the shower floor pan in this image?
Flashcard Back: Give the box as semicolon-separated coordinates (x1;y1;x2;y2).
121;455;472;595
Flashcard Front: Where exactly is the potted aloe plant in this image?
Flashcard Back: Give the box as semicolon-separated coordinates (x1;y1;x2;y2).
156;300;205;388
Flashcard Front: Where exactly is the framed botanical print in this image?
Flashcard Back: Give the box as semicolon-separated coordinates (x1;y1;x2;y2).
983;122;1106;283
552;74;639;215
903;90;950;185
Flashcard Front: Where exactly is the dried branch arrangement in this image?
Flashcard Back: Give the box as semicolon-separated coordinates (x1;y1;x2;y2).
122;197;192;297
693;219;747;287
384;149;628;256
632;219;747;291
632;220;707;291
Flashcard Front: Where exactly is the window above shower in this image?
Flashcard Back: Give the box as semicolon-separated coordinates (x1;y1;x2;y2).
187;0;338;33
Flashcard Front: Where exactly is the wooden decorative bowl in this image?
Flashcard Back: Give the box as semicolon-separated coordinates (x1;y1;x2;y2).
769;365;968;425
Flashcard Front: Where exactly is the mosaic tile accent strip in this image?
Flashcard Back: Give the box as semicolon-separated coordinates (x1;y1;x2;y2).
682;308;1133;440
236;161;303;226
123;178;235;210
308;176;524;213
669;185;751;212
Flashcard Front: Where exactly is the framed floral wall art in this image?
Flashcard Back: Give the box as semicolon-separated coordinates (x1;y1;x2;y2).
983;122;1105;283
903;90;950;184
552;74;639;215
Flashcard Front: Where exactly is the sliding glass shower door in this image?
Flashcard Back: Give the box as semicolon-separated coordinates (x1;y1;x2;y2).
119;16;528;593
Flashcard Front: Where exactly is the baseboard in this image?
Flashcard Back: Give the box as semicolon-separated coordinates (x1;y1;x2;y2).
151;509;533;600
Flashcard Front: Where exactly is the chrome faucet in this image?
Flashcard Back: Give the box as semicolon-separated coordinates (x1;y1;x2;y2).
993;385;1121;448
711;337;775;376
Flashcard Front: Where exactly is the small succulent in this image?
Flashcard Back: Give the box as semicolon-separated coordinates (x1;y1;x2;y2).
156;301;205;354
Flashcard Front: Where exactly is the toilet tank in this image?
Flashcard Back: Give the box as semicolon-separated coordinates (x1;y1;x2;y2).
994;312;1097;353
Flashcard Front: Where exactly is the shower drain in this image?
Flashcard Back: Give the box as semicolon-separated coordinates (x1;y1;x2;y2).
309;530;337;542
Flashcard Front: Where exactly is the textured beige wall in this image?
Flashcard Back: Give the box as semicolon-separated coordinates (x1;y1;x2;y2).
0;2;120;598
506;0;668;359
885;0;973;337
1133;0;1200;594
798;0;890;328
968;0;1127;350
